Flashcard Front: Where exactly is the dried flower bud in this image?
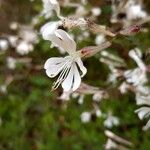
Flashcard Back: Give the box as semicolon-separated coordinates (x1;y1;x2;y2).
119;25;141;36
79;41;111;58
85;19;116;37
62;17;87;29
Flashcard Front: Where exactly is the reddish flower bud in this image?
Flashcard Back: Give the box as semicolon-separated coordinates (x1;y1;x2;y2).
119;25;141;36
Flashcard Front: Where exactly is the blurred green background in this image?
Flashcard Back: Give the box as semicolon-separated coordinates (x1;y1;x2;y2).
0;0;150;149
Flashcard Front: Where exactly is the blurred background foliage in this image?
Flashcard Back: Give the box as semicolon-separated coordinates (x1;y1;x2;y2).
0;0;150;149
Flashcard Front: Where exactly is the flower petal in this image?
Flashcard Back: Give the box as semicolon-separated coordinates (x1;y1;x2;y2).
55;29;76;54
42;0;60;17
62;63;81;92
44;57;67;78
62;64;74;91
40;22;59;40
72;64;81;91
76;58;87;77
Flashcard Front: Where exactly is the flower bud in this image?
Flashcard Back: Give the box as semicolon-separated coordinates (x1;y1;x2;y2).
119;25;141;36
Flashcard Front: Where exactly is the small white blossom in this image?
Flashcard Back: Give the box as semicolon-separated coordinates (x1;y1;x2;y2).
124;48;147;86
9;22;19;30
95;34;105;45
0;85;7;94
42;0;60;18
93;92;104;102
81;112;91;123
124;68;147;86
44;29;87;91
105;138;118;150
75;6;88;17
135;85;150;105
127;4;147;20
8;36;18;48
0;39;9;51
91;7;101;17
135;107;150;120
16;41;33;55
19;26;38;44
95;109;102;117
119;82;130;94
135;107;150;130
7;57;17;70
129;48;146;71
78;94;84;105
104;115;119;128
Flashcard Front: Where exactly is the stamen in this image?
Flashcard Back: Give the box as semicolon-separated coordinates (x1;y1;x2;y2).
51;59;72;91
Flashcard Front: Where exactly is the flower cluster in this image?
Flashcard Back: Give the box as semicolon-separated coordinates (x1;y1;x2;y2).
41;0;113;92
40;0;150;132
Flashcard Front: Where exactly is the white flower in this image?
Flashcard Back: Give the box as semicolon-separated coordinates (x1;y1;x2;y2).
124;68;147;86
127;4;147;20
44;29;87;91
78;94;84;105
0;39;9;51
135;107;150;130
91;7;101;17
93;91;104;102
19;26;38;43
124;48;147;86
8;36;18;48
7;57;17;70
104;115;119;128
105;138;118;150
40;21;61;40
42;0;60;18
0;84;7;94
16;41;33;55
129;48;146;71
81;112;91;123
95;34;105;45
135;107;150;120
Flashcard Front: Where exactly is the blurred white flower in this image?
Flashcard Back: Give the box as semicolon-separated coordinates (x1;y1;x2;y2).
19;26;38;44
78;94;84;105
42;0;60;18
95;34;105;45
44;29;87;91
16;41;33;55
75;6;88;17
7;57;17;70
104;114;119;128
81;112;91;123
135;107;150;120
59;91;71;101
124;48;147;86
0;39;9;51
95;109;102;117
135;92;150;106
124;68;147;86
0;85;7;94
129;48;146;71
127;4;147;20
119;82;130;94
105;138;118;150
110;0;147;26
81;0;88;5
135;107;150;130
93;91;104;102
8;36;18;48
9;22;19;30
91;7;101;17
